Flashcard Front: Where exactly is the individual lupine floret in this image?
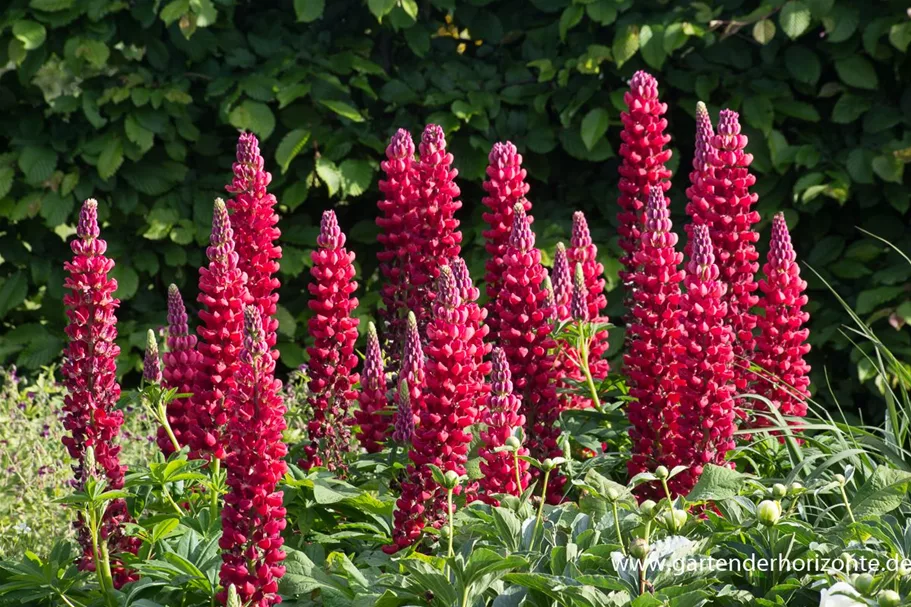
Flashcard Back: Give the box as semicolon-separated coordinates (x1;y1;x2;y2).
219;306;288;607
685;109;760;394
672;224;737;495
624;186;686;491
355;323;389;453
225;132;282;353
753;213;811;427
158;284;203;456
551;242;572;321
188;199;252;461
303;210;360;472
478;348;530;504
617;71;673;285
376;129;418;351
61;199;138;586
481;142;532;337
495;204;564;502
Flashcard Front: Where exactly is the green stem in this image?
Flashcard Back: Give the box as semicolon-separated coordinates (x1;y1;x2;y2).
158;400;181;453
162;486;184;517
612;502;625;554
638;558;647;596
660;478;673;503
534;469;551;549
210;458;221;518
512;450;523;496
643;520;651;544
97;541;116;607
839;483;855;524
578;338;603;413
447;489;455;558
87;505;115;607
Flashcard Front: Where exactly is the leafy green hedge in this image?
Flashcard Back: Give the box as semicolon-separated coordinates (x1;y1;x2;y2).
0;0;909;413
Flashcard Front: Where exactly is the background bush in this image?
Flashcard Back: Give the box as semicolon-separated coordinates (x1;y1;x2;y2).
0;0;908;416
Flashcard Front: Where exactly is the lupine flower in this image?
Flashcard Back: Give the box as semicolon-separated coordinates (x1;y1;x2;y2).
542;275;557;322
143;329;162;384
685;109;760;395
495;204;563;502
62;199;138;586
219;306;288;607
392;379;414;445
481;142;532;337
687;101;714;193
387;266;487;552
376;129;418;352
450;256;490;396
303;210;360;472
225;132;282;352
672;224;736;495
355;323;389;453
393;311;424;445
551;242;572;321
624;186;686;493
158;284;202;456
567;212;607;320
188;199;252;461
478;347;530;503
570;264;588;321
753;213;811;427
617;71;673;286
406;124;463;333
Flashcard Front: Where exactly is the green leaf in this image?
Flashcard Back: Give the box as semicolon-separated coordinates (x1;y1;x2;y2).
294;0;324;23
856;286;905;315
831;94;871;123
318;99;365;122
30;0;75;10
97;136;124;180
743;96;774;134
18;146;57;184
890;22;911;53
559;4;583;41
13;20;47;50
784;46;820;85
580;108;609;151
779;1;811;39
835;56;879;90
339;159;375;197
160;0;189;26
228;100;276;139
0;166;13;198
110;264;139;300
639;25;666;69
872;154;903;184
612;25;639;68
315;158;342;197
752;19;776;44
0;272;28;318
686;465;748;501
850;467;911;519
368;0;396;21
275;129;311;174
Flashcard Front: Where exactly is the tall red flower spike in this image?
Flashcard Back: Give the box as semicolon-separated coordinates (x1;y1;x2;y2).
671;224;737;496
407;124;463;333
392;311;424;446
450;255;491;396
567;211;610;377
303;210;360;472
617;71;673;286
495;204;563;503
481;141;532;338
392;379;415;445
624;186;686;494
753;213;811;427
376;129;418;351
542;275;557;322
479;347;530;505
188;199;252;461
225;132;282;353
62;199;138;587
570;263;588;322
685;109;760;395
219;306;288;607
687;101;715;195
158;284;203;456
143;329;162;385
355;322;389;453
387;267;487;553
551;242;572;321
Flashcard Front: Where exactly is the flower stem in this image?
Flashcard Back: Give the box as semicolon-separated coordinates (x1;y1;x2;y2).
446;488;455;558
534;469;551;549
512;450;522;496
158;400;181;453
660;478;673;503
210;458;221;518
612;502;625;554
578;336;603;413
839;483;855;524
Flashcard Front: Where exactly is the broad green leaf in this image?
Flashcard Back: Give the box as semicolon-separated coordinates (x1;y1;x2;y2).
612;25;639;68
0;166;13;198
30;0;75;10
18;146;57;184
743;96;774;134
110;264;139;300
856;286;905;315
228;100;276;139
784;46;820;85
294;0;324;22
339;159;375;197
319;99;365;122
97;136;124;180
779;1;811;39
850;467;911;519
559;4;584;41
0;272;28;318
275;129;311;174
13;20;47;50
831;94;871;123
368;0;396;21
580;108;609;151
586;1;617;26
890;22;911;52
686;465;748;501
835;56;879;90
160;0;189;25
315;157;342;197
639;25;666;69
752;19;775;44
872;155;903;184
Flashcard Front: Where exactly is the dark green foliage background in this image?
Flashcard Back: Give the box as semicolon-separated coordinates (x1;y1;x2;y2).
0;0;909;414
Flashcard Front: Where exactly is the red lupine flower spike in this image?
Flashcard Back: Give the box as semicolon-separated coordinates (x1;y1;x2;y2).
692;101;714;178
143;330;162;384
481;141;532;338
355;322;389;453
617;71;673;287
568;211;607;320
394;311;424;441
624;185;686;497
188;199;252;461
552;242;571;321
753;213;811;429
542;275;557;322
303;210;360;472
159;284;202;456
377;129;418;354
225;133;282;354
671;224;737;495
219;305;288;607
570;263;588;322
62;198;139;586
392;379;414;445
451;256;479;304
478;347;530;504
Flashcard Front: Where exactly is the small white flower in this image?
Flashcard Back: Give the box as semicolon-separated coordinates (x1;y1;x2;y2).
14;522;32;534
819;582;865;607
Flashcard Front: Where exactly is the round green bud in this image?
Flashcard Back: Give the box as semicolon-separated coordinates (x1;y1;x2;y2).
854;573;875;596
505;436;521;450
661;508;687;532
834;473;846;485
789;481;804;495
542;458;555;471
443;470;460;489
639;499;657;517
771;483;787;499
877;589;901;607
606;487;621;502
655;466;669;480
757;500;782;527
629;538;649;560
